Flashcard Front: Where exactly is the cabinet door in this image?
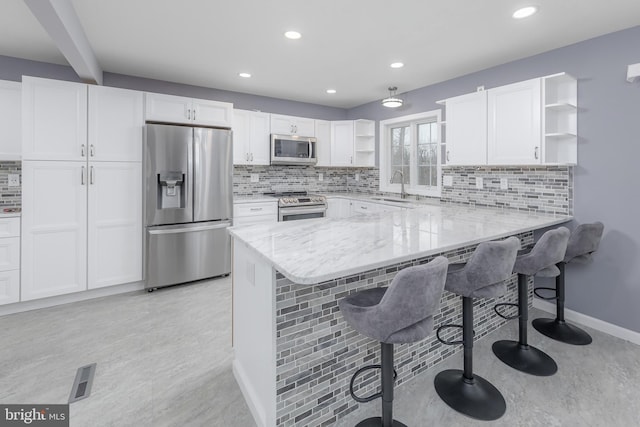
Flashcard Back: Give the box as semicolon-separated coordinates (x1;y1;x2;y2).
21;161;87;301
0;80;21;160
22;77;87;161
249;111;271;165
488;78;541;164
270;114;295;134
294;117;315;137
232;109;251;165
145;92;190;124
0;270;20;305
351;200;378;215
192;98;233;128
88;162;142;289
89;86;144;162
315;120;331;167
446;91;487;165
331;121;354;167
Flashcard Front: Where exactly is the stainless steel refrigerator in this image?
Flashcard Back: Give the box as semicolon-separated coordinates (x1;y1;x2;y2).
143;123;233;290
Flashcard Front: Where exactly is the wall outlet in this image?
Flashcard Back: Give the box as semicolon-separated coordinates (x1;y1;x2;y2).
250;173;259;183
355;173;360;181
318;173;323;182
443;175;453;187
500;178;508;190
7;174;20;187
475;177;483;189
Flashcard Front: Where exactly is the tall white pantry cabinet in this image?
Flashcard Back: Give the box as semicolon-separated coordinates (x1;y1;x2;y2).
21;77;143;301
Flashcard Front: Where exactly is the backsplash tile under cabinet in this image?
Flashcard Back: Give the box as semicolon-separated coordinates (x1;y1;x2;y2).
441;165;573;215
0;161;21;207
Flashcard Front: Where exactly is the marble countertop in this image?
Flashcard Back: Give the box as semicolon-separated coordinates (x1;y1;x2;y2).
229;204;571;285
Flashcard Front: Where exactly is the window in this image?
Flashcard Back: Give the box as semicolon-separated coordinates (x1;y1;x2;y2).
380;110;442;197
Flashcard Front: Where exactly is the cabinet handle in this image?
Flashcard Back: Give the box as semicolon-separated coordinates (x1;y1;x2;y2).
90;166;95;185
350;156;353;164
81;166;86;185
187;109;191;120
534;146;539;160
90;144;95;157
250;153;254;161
193;108;196;121
249;207;263;211
446;150;450;162
361;206;368;210
81;144;86;157
245;153;249;161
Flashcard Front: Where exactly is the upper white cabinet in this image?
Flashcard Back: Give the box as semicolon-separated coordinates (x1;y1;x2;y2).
88;86;144;162
22;76;87;161
487;78;541;164
314;120;331;167
353;120;375;167
270;114;315;136
331;121;355;167
233;109;270;165
145;92;233;128
0;80;21;160
445;90;487;165
330;119;376;167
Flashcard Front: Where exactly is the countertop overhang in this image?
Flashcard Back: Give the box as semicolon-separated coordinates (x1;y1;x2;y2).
229;203;571;285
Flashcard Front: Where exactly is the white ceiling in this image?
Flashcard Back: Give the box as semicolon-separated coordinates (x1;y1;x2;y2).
1;0;640;108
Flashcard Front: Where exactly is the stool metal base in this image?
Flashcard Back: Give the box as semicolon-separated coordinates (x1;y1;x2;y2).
434;369;506;421
492;340;558;376
532;318;592;345
355;417;408;427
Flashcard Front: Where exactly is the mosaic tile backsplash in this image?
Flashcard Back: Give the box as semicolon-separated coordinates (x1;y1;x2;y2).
441;165;573;215
0;161;21;207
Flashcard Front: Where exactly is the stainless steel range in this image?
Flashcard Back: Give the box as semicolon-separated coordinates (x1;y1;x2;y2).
271;191;327;221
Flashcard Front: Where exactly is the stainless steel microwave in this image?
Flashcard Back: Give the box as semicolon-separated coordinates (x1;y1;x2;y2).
270;134;317;165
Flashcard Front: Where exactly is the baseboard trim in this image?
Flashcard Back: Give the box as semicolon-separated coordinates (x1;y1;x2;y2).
0;282;145;316
232;360;267;427
533;298;640;346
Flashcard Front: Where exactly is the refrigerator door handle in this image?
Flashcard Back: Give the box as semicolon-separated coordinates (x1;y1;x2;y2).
148;222;231;235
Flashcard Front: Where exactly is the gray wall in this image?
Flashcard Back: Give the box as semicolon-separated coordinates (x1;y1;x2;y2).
0;55;347;120
348;25;640;333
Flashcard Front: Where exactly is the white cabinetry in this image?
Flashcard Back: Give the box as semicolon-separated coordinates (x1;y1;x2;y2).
487;78;541;164
354;120;375;167
145;92;233;128
543;73;577;164
233;200;278;226
445;90;487;165
21;78;144;301
326;198;351;218
331;121;354;167
0;80;21;160
0;217;20;305
270;114;315;136
314;120;332;167
232;109;270;165
350;200;381;216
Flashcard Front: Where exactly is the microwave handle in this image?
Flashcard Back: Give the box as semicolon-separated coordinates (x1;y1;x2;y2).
309;140;313;159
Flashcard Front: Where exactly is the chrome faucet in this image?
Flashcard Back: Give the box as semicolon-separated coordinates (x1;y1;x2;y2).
390;170;407;199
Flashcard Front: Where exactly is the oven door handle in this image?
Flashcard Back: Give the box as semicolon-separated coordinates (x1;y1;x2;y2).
279;206;327;215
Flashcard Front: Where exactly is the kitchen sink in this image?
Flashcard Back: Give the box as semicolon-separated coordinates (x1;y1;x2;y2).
370;197;412;203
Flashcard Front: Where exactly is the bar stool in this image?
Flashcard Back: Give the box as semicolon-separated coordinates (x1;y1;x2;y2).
434;237;520;421
492;227;570;376
339;256;449;427
532;222;604;345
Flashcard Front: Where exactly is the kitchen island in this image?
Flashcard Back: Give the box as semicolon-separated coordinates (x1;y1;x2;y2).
229;203;570;427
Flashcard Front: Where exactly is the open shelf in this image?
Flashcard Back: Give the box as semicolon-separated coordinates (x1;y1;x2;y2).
545;102;577;111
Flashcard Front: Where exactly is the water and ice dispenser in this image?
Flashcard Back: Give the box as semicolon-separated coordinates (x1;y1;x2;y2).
157;172;186;209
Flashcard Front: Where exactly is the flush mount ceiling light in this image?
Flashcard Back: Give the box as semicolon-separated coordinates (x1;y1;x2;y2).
512;6;538;19
381;87;403;108
390;62;404;69
326;89;337;94
238;72;251;78
284;31;302;40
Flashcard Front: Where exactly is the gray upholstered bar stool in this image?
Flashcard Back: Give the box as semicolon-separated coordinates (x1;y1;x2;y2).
339;256;449;427
533;222;604;345
434;237;520;421
492;227;570;376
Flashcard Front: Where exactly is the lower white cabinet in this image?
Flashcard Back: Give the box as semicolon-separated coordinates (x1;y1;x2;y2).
21;161;142;301
326;198;351;218
350;200;381;216
233;201;278;226
0;217;20;305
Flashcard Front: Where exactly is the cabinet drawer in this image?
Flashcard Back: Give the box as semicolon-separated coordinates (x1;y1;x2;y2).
234;215;277;226
0;269;19;305
0;237;20;272
234;202;278;218
0;217;20;238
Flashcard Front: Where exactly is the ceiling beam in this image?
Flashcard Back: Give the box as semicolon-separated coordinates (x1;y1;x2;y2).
24;0;102;85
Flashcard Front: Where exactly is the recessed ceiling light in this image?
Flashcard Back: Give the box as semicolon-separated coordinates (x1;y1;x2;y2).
284;31;302;40
326;89;337;94
238;72;251;78
390;62;404;69
512;6;538;19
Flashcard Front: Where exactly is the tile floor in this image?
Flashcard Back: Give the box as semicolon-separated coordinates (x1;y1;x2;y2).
0;276;638;427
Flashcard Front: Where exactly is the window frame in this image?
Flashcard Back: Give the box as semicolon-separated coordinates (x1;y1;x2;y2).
379;109;442;197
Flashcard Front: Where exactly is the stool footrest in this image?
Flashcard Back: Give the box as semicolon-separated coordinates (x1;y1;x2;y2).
493;302;519;320
436;323;475;345
533;287;557;300
349;364;397;403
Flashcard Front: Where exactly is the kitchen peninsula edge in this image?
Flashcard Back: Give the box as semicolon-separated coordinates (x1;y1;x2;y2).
229;205;570;427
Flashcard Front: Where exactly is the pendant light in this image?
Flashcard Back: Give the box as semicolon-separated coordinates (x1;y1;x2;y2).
381;86;403;108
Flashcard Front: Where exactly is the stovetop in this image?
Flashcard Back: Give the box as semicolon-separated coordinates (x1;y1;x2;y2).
264;191;327;207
